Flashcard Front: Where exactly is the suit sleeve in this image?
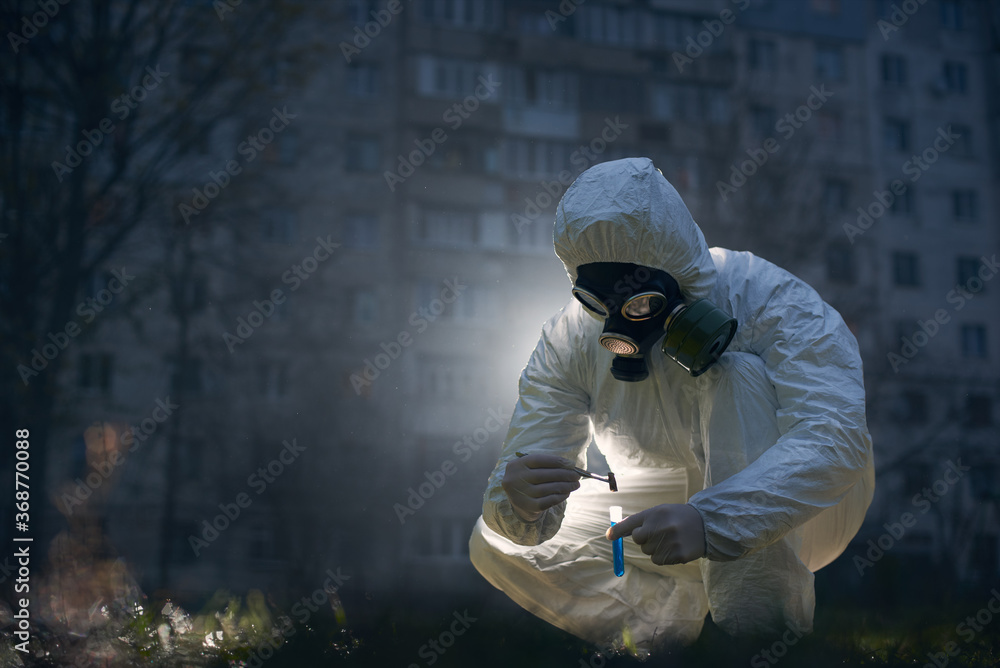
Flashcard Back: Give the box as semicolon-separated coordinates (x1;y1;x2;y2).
687;274;874;561
481;307;593;546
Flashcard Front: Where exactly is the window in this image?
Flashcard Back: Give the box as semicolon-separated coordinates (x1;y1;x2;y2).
825;243;855;283
518;14;553;35
418;357;481;397
750;105;777;138
582;75;642;112
84;270;117;302
705;89;732;123
418;209;476;246
259;360;289;400
482;144;499;173
347;0;374;25
503;137;576;178
881;54;907;87
952;190;978;221
817;111;843;141
950;124;973;158
904;462;931;495
957;256;984;290
183;274;208;311
175;357;204;394
971;536;998;578
940;0;963;30
416;56;498;100
345;134;380;172
409;516;472;559
811;0;839;14
961;324;987;358
889;185;913;216
352;289;379;325
78;353;112;392
943;61;968;94
260;208;297;243
748;38;777;72
422;0;501;30
576;6;642;47
649;84;679;121
822;178;849;214
427;144;467;171
892;251;920;287
815;45;844;80
965;394;993;427
265;58;290;93
343;213;379;249
278;127;298;165
894;390;928;424
183;439;203;482
507;68;578;110
883;118;910;152
643;12;685;50
649;84;729;123
346;63;379;98
451;285;498;323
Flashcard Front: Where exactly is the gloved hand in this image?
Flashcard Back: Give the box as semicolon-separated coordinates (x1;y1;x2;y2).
606;503;706;565
502;453;581;522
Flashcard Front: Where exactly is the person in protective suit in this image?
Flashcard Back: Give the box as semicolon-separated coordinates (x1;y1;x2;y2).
469;157;875;650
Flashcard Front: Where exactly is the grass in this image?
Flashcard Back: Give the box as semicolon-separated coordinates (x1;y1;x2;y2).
6;572;1000;667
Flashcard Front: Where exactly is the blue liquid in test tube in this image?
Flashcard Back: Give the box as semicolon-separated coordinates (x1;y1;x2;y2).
610;505;624;577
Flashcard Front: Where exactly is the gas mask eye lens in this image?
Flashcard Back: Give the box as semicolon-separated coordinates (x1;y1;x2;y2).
573;288;610;317
622;293;668;321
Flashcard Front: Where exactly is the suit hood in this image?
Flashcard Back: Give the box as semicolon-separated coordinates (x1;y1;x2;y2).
553;157;717;300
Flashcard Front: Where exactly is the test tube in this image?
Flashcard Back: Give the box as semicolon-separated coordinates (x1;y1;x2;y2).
610;505;624;577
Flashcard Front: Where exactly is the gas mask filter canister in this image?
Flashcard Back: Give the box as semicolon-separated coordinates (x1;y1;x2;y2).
661;298;737;377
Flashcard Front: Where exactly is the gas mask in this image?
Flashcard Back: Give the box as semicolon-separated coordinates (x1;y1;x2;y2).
573;263;737;381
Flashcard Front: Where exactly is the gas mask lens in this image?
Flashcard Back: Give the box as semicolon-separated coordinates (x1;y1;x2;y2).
622;293;668;320
573;288;669;321
572;287;611;318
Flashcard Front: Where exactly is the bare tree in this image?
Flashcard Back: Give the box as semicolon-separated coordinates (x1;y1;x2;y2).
0;0;326;554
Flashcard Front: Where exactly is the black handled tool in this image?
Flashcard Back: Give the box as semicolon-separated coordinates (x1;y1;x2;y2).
515;451;618;492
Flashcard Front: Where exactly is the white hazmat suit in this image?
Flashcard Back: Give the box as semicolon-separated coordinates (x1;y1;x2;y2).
469;157;875;649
